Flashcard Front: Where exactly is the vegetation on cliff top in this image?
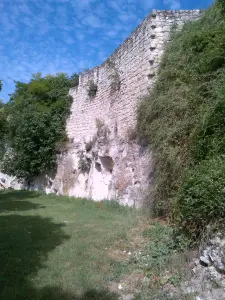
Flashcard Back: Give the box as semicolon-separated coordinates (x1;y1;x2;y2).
137;0;225;238
1;73;78;180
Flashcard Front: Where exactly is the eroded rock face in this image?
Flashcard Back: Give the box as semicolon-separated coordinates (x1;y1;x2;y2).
199;234;225;274
47;10;201;206
183;234;225;300
50;123;151;207
0;172;24;190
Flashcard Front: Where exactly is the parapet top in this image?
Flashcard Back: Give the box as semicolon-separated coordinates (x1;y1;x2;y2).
151;8;202;13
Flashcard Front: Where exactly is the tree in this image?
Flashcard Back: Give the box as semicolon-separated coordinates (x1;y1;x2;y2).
69;73;79;88
0;100;7;161
2;74;72;180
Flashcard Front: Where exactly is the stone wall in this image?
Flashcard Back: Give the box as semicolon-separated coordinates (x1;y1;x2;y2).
0;172;24;190
50;10;201;207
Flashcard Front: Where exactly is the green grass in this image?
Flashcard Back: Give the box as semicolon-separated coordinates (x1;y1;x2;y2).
0;190;138;300
131;221;195;300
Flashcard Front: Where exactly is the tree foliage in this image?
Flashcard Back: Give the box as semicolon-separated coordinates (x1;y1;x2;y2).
0;100;7;157
2;73;73;180
0;81;7;157
69;73;79;88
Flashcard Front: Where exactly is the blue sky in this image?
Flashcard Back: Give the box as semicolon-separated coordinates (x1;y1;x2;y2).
0;0;214;102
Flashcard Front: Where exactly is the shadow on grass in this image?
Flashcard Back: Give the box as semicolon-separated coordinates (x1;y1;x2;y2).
0;190;44;212
0;190;42;200
0;214;71;299
0;191;118;300
26;286;118;300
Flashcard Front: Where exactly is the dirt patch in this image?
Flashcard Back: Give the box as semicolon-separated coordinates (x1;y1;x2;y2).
106;270;144;299
108;218;166;262
106;218;181;299
84;223;95;228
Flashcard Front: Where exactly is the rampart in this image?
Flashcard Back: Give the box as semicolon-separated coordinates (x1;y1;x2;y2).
49;10;201;206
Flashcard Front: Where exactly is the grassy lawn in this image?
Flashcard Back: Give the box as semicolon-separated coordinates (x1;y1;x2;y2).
0;190;138;300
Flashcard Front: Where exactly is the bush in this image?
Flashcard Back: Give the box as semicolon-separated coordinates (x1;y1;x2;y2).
69;73;79;88
137;0;225;238
2;73;72;180
87;80;98;97
0;101;7;161
173;156;225;238
139;222;175;275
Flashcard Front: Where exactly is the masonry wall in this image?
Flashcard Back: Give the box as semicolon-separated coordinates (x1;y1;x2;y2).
67;10;201;141
51;10;201;207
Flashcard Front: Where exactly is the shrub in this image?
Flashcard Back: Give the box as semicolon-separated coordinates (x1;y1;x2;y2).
140;222;175;275
0;100;7;142
137;1;225;239
173;156;225;238
87;80;98;97
69;73;79;88
137;1;225;220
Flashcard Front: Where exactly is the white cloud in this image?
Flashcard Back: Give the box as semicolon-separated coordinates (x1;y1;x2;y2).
119;12;138;23
64;35;76;44
108;1;121;12
164;0;181;9
70;0;96;11
139;0;156;9
0;0;164;101
82;14;103;28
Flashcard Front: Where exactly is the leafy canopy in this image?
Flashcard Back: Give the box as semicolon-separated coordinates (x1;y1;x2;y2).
2;73;75;180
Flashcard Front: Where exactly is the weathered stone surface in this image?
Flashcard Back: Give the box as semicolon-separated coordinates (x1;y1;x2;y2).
0;10;202;206
48;10;201;206
183;234;225;300
0;172;24;190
